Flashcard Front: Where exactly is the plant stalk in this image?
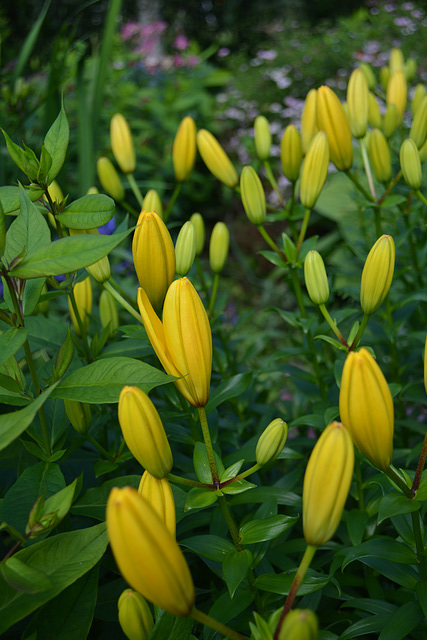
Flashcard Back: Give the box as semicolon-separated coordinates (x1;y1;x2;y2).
197;406;219;484
191;607;250;640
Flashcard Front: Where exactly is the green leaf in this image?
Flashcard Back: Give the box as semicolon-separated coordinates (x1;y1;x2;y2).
193;442;224;483
220;460;245;482
0;522;108;634
1;130;39;180
71;475;139;521
57;194;115;229
180;535;235;562
345;509;369;546
282;233;297;262
184;488;218;511
149;610;193;640
30;478;78;537
37;144;52;185
378;601;424;640
0;328;28;367
377;494;421;524
357;556;418;589
256;569;331;595
239;515;298;544
206;372;253;413
22;277;46;315
230;486;300;508
341;538;417;571
4;185;51;265
338;614;393;640
221;479;256;495
416;581;427;619
51;357;173;404
314;334;346;350
44;102;69;184
10;0;51;86
0;186;44;215
0;557;53;593
208;586;255;632
223;549;252;598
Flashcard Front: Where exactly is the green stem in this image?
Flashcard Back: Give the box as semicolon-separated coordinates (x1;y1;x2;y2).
349;313;370;351
402;208;422;286
263;159;285;206
208;272;220;318
411;511;427;580
319;304;349;348
168;472;212;489
197;406;219;484
220;463;262;487
120;199;139;218
109;275;136;307
345;170;375;202
354;454;365;510
218;495;242;549
85;432;115;462
163;182;182;222
376;170;402;206
127;173;144;207
68;287;93;362
384;465;415;499
360;138;377;201
296;208;311;256
104;280;142;323
374;205;383;237
256;224;287;261
291;267;306;318
191;607;249;640
415;189;427;207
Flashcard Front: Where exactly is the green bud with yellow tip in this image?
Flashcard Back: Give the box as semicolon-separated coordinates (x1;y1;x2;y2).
368;129;392;184
301;88;318;155
209;221;230;274
138;471;176;537
142;189;163;220
410;96;427;149
97;157;125;202
254;115;272;160
347;68;369;139
359;62;376;90
175;221;196;277
304;250;329;305
317;85;353;171
68;276;92;336
299;131;329;209
280;125;302;182
111;113;136;174
118;589;154;640
368;92;382;129
173;116;197;182
386;70;407;126
360;234;395;315
99;289;119;336
190;212;205;255
256;418;288;466
411;84;426;115
400;138;422;189
240;165;266;225
64;399;92;435
277;609;318;640
382;103;398;139
196;129;238;188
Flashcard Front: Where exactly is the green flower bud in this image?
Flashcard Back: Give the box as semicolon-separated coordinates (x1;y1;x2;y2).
400;138;422;189
118;589;154;640
359;62;376;90
386;70;407;126
368;92;382;129
404;58;417;82
382;103;398;139
240;166;266;225
142;189;163;220
410;96;427;149
368;129;392;184
175;221;196;277
190;212;205;255
411;84;426;115
209;222;230;273
277;609;318;640
64;399;92;435
301;88;318;155
420;137;427;163
254;115;272;160
347;68;369;139
99;289;120;336
389;47;404;74
97;157;124;202
280;125;303;182
304;250;329;305
256;419;288;466
379;65;390;91
360;234;395;315
299;131;329;209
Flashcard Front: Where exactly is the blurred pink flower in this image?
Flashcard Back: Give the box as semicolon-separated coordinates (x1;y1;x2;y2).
174;34;190;51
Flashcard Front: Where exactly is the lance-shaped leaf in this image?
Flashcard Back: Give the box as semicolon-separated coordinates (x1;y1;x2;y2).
0;186;44;215
44;102;69;184
0;328;28;368
56;194;115;229
1;130;39;181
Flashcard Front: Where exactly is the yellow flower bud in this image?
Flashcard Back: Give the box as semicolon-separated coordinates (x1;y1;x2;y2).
196;129;238;188
368;92;382;129
277;609;318;640
304;250;329;305
47;180;64;204
138;471;176;537
190;212;205;255
97;157;125;202
110;113;136;174
299;131;329;209
280;125;302;182
410;96;427;149
301;89;318;155
172;116;197;182
317;86;353;171
256;418;288;466
368;129;392;184
360;234;395;315
382;103;398;139
68;276;92;336
175;221;196;277
254;115;272;160
69;228;111;283
389;47;404;74
411;84;426;115
386;70;407;126
137;277;212;407
118;589;154;640
404;58;417;82
106;486;195;617
142;189;163;220
359;62;376;90
86;186;98;195
64;399;91;435
347;68;369;139
209;221;230;274
240;166;266;225
303;421;354;546
379;66;390;92
99;289;119;336
132;210;175;311
118;386;173;478
400;138;422;189
339;348;394;470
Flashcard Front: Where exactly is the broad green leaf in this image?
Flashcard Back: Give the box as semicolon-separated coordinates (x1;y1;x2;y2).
359;556;418;589
256;569;331;595
57;194;115;229
180;535;235;562
223;549;252;598
51;357;174;403
206;372;252;413
0;557;53;593
22;277;46;315
341;597;396;616
44;103;69;183
193;442;225;483
0;328;28;367
377;494;421;524
221;479;256;495
338;614;393;640
345;509;369;546
378;601;424;640
207;586;255;633
0;186;44;215
341;538;417;570
239;515;298;544
230;486;300;508
4;185;51;265
184;488;218;511
71;475;139;521
26;315;68;349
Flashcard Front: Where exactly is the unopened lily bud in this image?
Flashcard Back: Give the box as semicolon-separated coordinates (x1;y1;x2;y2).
400;138;422;189
190;212;205;255
173;116;197;182
386;70;407;126
118;589;154;640
110;113;136;174
389;47;404;74
240;166;266;225
69;228;111;283
254;115;272;160
142;189;163;220
301;88;318;155
280;125;302;182
196;129;238;188
304;250;329;305
368;92;382;129
347;68;369;139
382;103;398;139
339;348;394;470
47;180;64;205
97;157;125;202
410;96;427;149
209;221;230;273
359;62;376;90
68;276;92;336
277;609;318;640
360;234;395;315
404;58;417;82
380;65;390;91
420;137;427;163
411;84;426;115
64;399;92;435
86;186;98;195
107;487;195;617
99;289;119;336
175;221;196;276
368;129;392;184
132;210;175;311
317;85;353;170
138;471;176;536
256;418;288;466
299;131;329;209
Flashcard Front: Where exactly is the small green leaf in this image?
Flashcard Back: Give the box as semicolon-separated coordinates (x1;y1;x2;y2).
0;186;44;214
256;569;331;595
239;515;298;544
377;494;421;524
341;538;417;571
193;442;224;483
44;102;69;184
37;145;52;185
206;372;252;413
223;549;252;598
1;130;39;180
180;535;235;562
220;460;245;482
282;233;297;262
314;334;346;350
221;479;256;495
57;194;115;229
184;488;218;511
345;509;369;546
0;557;53;593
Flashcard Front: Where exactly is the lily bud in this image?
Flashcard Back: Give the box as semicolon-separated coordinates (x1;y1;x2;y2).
303;421;354;546
138;277;212;407
118;386;173;478
142;189;163;220
110;113;136;174
256;418;288;466
368;129;392;184
254;115;272;160
132;210;175;311
301;88;318;155
404;58;417;82
64;399;91;435
97;157;125;202
317;86;353;171
68;276;92;336
389;47;404;74
400;138;422;189
277;609;318;640
196;129;238;188
209;221;230;274
359;62;376;90
379;66;390;91
386;70;407;126
47;180;64;205
347;68;369;139
280;125;303;182
411;84;426;115
240;166;266;225
420;137;427;164
368;92;382;129
190;212;205;255
175;221;196;276
339;348;394;470
69;228;111;283
106;486;195;617
118;589;154;640
410;96;427;149
173;116;197;182
382;103;398;139
304;250;329;305
99;289;120;336
138;471;176;537
360;235;395;315
299;131;329;209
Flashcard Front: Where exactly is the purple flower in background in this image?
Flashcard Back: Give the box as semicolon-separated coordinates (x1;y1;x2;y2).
217;47;230;58
174;34;189;51
55;274;67;283
99;217;116;235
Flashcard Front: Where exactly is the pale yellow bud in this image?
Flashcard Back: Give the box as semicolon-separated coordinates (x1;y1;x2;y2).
347;68;369;138
301;88;318;155
254;115;272;160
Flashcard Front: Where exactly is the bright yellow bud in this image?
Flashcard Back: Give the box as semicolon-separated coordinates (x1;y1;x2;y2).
379;66;390;91
118;386;173;478
317;86;353;171
280;125;302;182
209;221;230;274
303;421;354;546
138;471;176;537
47;180;64;204
64;399;91;435
137;277;212;407
360;234;395;315
190;212;205;255
255;418;288;466
106;487;195;617
386;70;407;126
132;210;175;311
301;88;318;155
99;289;119;336
389;47;404;74
411;84;426;115
175;221;196;277
339;348;394;470
410;96;427;149
347;68;369;139
368;92;382;129
69;228;111;283
110;113;136;174
304;250;329;305
382;103;398;139
173;116;197;182
254;115;272;160
68;276;92;336
299;131;329;209
118;589;154;640
97;157;125;202
400;138;422;189
359;62;376;90
277;609;318;640
196;129;238;188
240;166;266;225
368;129;392;184
142;189;163;220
